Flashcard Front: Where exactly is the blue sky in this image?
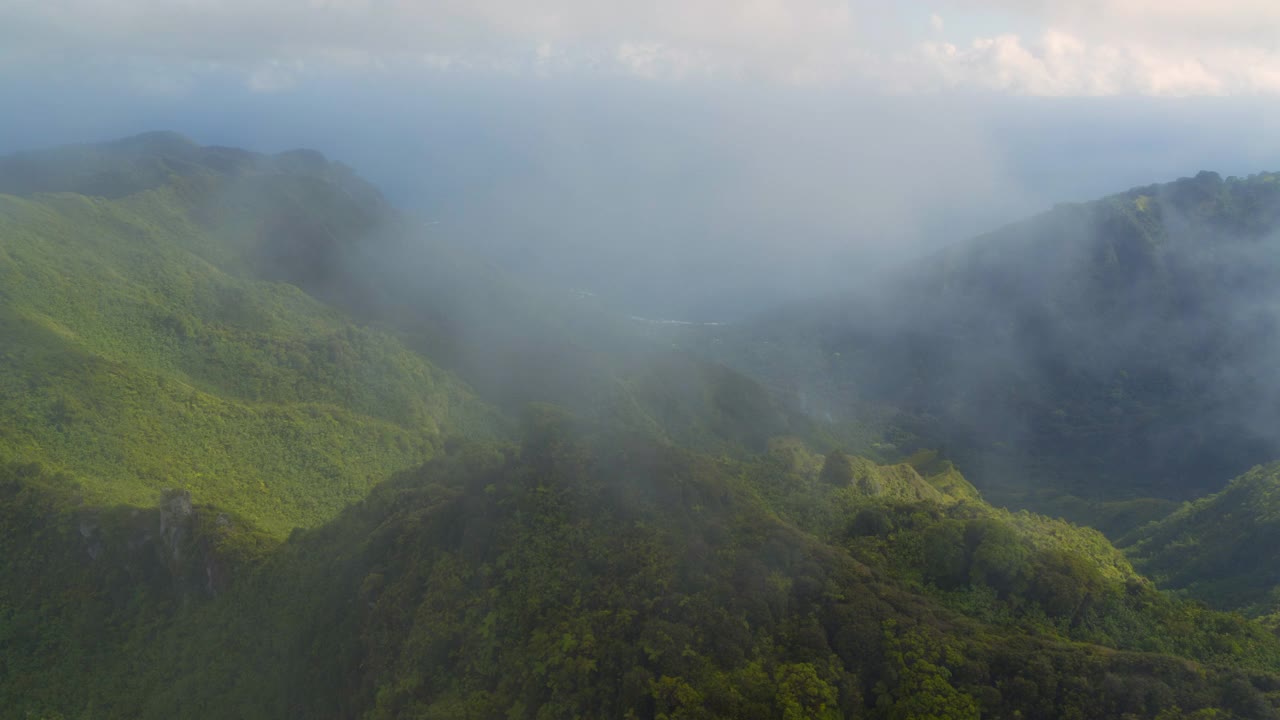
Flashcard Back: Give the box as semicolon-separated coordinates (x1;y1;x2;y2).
3;1;1280;315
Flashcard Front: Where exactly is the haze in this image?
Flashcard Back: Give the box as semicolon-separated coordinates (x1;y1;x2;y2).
3;0;1279;317
14;4;1280;716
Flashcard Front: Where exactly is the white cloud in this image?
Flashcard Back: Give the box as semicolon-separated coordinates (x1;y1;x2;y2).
246;60;300;93
920;27;1280;97
126;65;195;97
3;0;1280;95
615;43;720;81
920;0;1280;95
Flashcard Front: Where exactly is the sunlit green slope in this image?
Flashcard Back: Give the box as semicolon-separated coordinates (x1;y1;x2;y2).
0;160;496;536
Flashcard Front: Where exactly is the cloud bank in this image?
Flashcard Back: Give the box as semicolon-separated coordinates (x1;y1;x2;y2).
3;1;1280;96
924;0;1280;95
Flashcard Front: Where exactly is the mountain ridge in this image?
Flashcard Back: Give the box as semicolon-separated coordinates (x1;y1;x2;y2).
6;134;1280;718
673;167;1280;527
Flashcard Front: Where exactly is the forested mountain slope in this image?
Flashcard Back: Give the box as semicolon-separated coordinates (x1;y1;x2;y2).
1125;463;1280;616
0;133;824;536
7;135;1280;718
690;171;1280;517
9;423;1280;719
0;156;494;535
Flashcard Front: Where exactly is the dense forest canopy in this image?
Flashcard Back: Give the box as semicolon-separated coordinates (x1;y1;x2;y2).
667;171;1280;520
6;134;1280;719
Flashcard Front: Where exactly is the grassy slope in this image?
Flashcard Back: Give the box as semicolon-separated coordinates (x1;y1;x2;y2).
0;185;495;535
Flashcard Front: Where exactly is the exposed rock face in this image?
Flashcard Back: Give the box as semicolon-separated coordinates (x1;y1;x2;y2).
78;515;103;560
159;488;194;564
158;490;234;597
66;488;222;606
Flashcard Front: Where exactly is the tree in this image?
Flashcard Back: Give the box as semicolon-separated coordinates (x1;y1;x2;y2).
874;622;980;720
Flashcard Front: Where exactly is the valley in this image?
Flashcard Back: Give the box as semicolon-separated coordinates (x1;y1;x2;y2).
5;135;1280;718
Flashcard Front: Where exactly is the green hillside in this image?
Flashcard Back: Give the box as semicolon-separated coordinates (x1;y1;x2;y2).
7;135;1280;718
0;148;497;535
9;426;1280;719
0;132;838;538
677;170;1280;528
1125;463;1280;615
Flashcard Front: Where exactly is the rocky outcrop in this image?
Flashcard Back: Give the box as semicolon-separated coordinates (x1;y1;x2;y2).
71;488;243;599
159;488;194;564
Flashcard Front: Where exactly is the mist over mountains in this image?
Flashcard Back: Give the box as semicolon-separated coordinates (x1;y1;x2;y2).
8;132;1280;718
12;1;1280;716
11;74;1280;321
678;169;1280;513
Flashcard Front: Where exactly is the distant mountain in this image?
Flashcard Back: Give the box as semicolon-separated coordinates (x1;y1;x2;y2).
0;131;382;203
692;170;1280;518
7;135;1280;718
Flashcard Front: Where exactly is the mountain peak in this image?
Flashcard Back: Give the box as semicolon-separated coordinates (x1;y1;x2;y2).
102;130;199;156
0;132;383;204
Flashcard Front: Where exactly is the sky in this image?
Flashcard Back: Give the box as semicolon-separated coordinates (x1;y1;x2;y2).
5;0;1280;95
3;1;1280;316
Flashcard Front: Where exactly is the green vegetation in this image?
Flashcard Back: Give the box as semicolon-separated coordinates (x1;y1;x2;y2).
1126;463;1280;615
0;153;496;535
678;170;1280;530
8;429;1280;719
7;135;1280;718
